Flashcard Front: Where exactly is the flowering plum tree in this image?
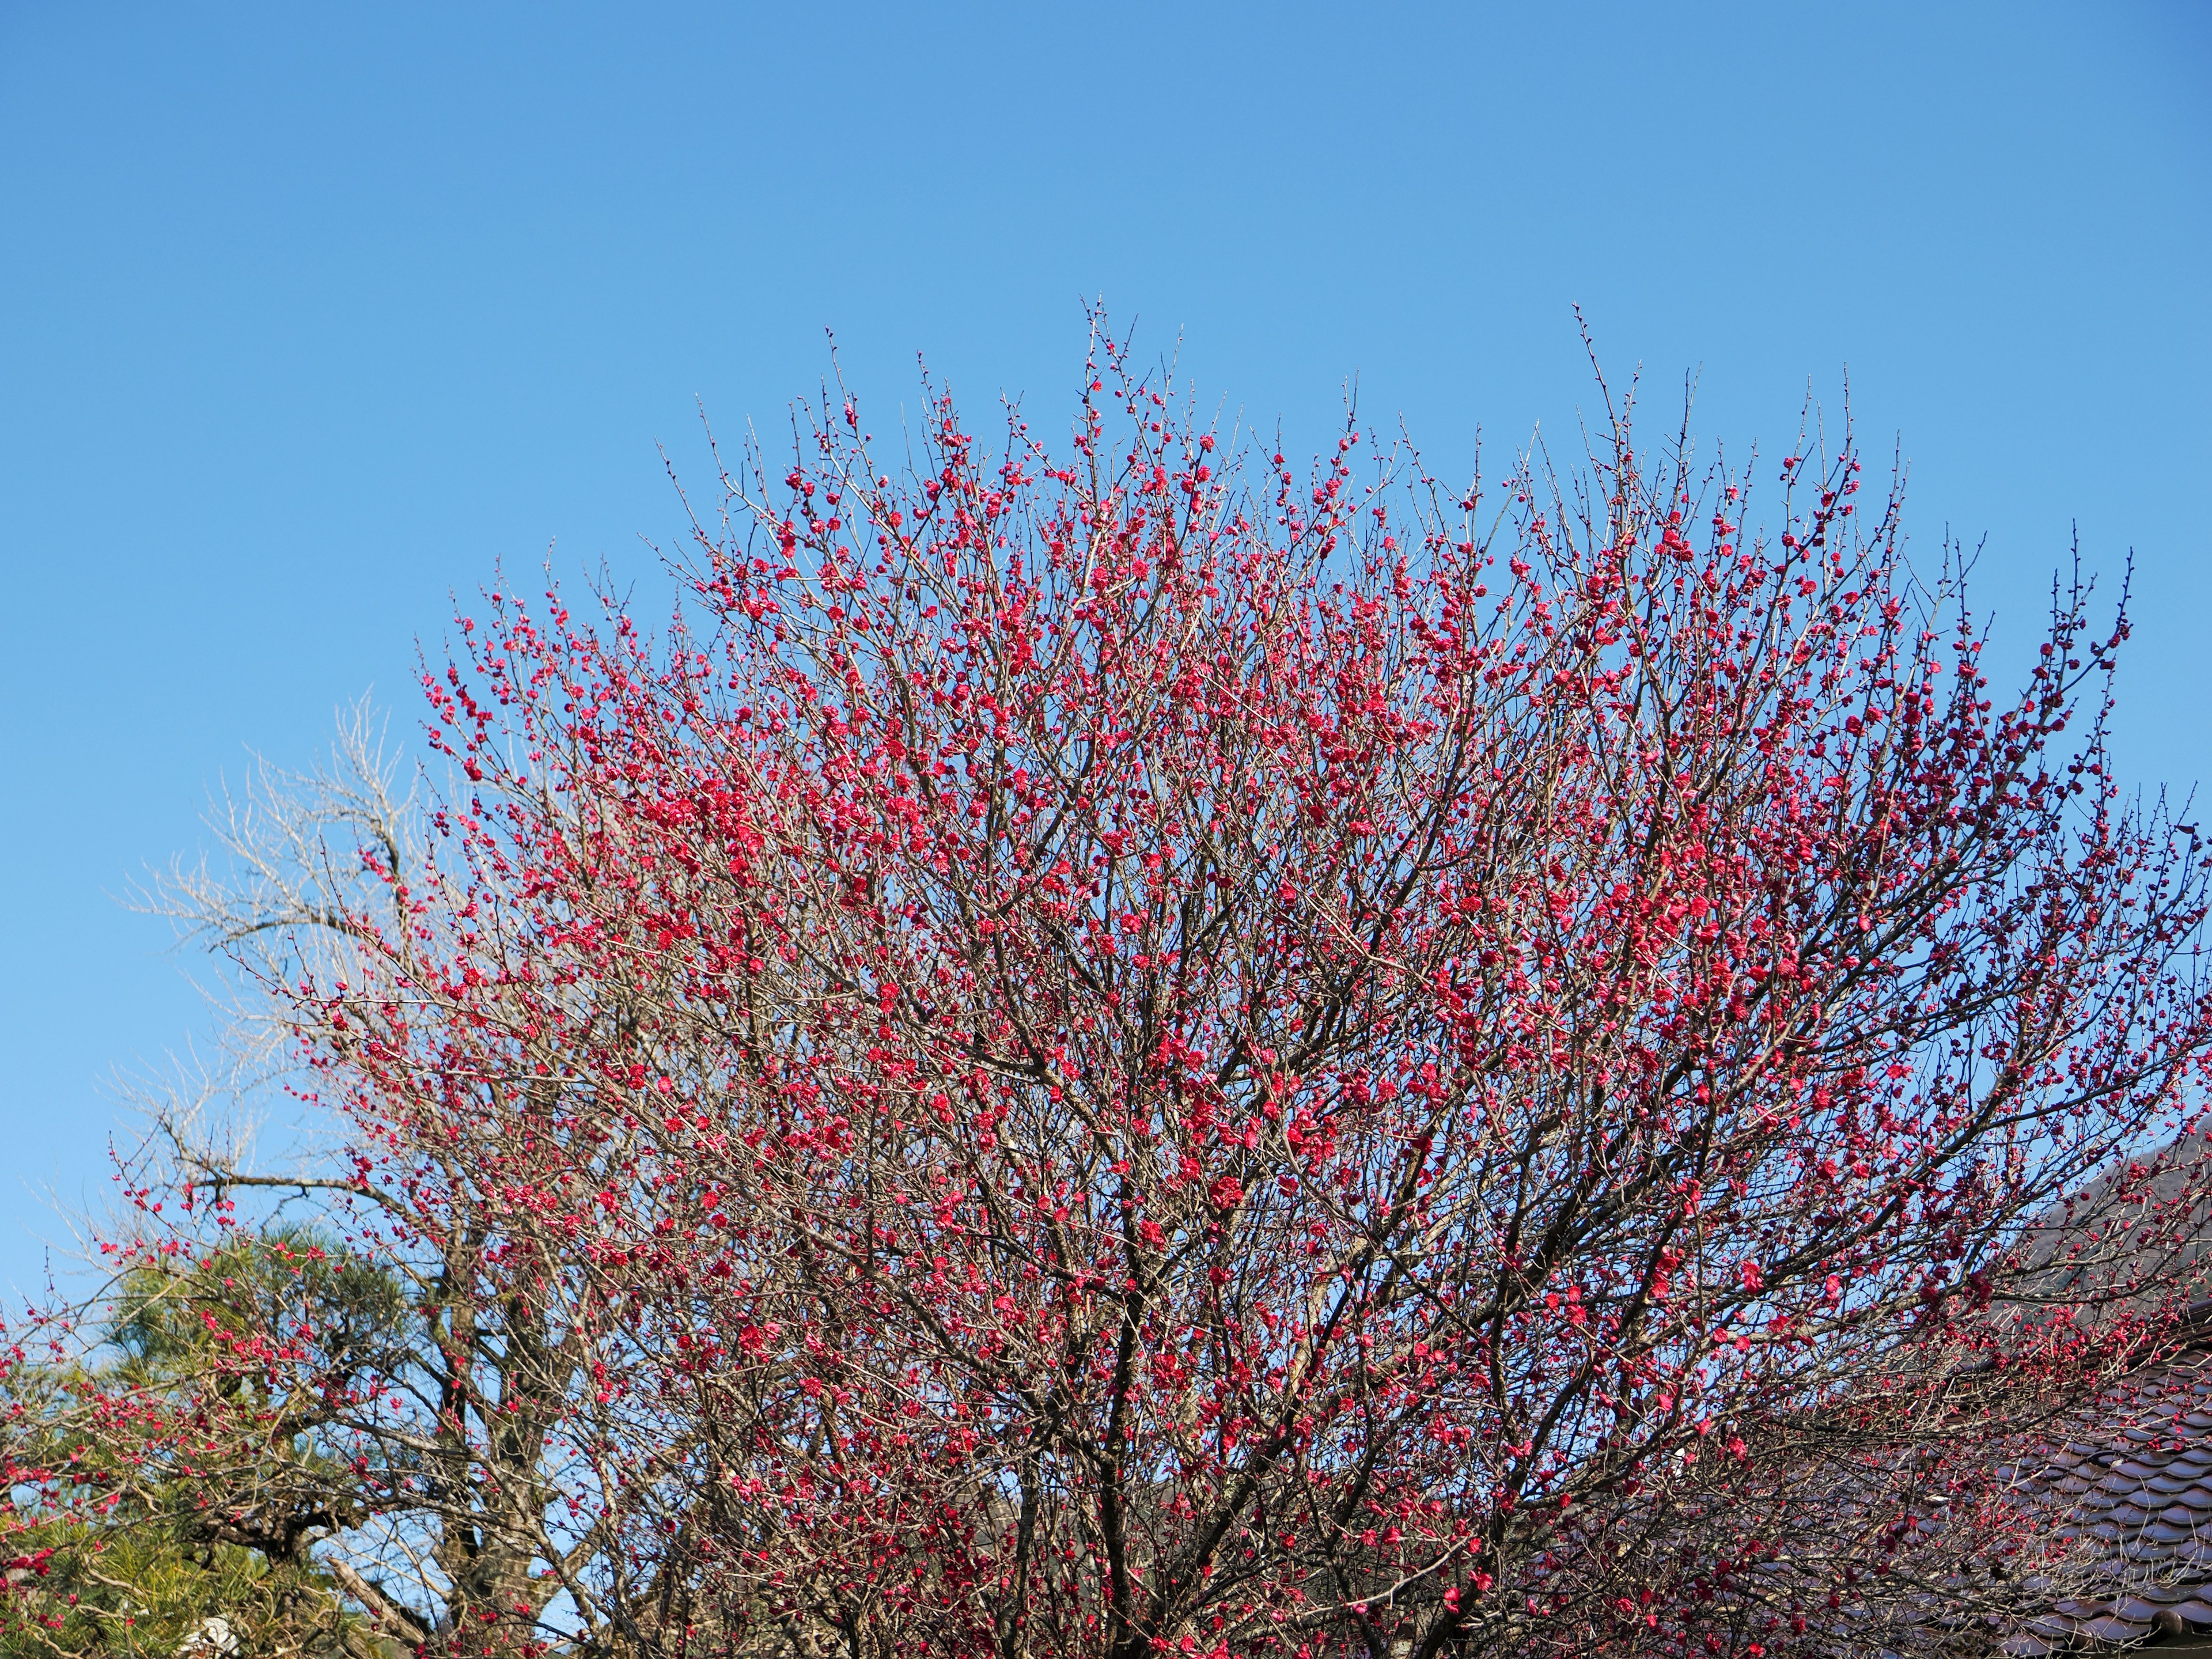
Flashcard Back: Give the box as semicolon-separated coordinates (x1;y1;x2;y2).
14;338;2212;1659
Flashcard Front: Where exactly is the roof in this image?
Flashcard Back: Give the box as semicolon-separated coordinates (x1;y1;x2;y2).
2001;1349;2212;1653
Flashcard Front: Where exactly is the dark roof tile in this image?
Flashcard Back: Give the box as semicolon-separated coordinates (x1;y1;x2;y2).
2079;1612;2152;1641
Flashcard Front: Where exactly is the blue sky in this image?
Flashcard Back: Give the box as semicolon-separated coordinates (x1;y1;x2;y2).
2;3;2206;1298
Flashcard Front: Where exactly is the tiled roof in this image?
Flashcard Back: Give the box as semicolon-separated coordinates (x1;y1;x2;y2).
2001;1350;2212;1653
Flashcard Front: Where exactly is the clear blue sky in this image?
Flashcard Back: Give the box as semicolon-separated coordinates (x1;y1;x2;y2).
2;3;2206;1298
